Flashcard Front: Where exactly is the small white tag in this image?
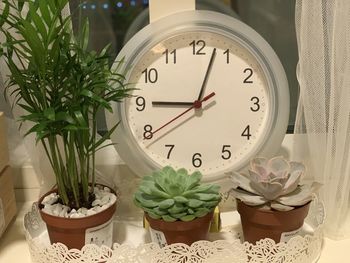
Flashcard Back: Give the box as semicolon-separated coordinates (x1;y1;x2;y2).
0;198;5;236
149;227;168;248
85;218;113;247
280;226;303;243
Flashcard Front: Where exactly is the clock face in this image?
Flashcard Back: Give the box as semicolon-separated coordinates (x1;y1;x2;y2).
124;31;271;176
108;11;289;181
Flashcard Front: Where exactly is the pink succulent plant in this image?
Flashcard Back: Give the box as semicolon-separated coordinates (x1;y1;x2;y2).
230;157;321;211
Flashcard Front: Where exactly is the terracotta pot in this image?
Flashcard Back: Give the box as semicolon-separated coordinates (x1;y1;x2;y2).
237;200;310;244
145;212;213;246
38;187;116;249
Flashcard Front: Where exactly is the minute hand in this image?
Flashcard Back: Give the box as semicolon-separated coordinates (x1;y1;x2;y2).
197;48;217;101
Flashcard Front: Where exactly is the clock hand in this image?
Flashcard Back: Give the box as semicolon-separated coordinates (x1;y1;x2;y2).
152;101;193;106
197;48;217;101
145;92;216;139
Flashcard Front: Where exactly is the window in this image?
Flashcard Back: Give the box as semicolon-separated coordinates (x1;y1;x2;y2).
0;0;298;134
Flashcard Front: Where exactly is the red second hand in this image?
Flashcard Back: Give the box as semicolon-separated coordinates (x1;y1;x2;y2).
145;92;216;139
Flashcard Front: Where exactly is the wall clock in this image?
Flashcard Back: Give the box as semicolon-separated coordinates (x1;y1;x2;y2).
107;3;289;182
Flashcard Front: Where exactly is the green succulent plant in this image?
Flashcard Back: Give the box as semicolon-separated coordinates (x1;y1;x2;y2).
134;166;221;222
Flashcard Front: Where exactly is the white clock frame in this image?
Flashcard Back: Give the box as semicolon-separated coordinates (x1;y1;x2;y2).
106;10;289;181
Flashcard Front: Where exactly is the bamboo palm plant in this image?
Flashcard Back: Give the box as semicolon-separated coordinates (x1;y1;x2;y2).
0;0;130;208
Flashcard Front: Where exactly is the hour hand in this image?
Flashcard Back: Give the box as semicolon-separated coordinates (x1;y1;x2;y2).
152;101;193;107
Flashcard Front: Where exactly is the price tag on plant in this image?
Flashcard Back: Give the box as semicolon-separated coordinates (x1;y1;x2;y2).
280;226;303;243
85;218;114;247
149;227;168;248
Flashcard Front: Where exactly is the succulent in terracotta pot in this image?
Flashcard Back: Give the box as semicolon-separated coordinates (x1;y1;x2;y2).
230;156;321;243
231;156;320;211
134;166;221;246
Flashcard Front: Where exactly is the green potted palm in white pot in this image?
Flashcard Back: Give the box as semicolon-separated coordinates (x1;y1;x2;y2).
0;0;130;249
231;156;321;244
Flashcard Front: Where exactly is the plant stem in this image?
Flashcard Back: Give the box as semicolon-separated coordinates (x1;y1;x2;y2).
68;131;80;207
47;136;69;205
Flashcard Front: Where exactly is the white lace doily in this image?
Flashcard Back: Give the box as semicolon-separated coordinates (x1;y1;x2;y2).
24;197;324;263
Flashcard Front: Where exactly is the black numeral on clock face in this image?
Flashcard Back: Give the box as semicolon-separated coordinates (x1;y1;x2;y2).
250;96;260;112
223;49;230;64
165;144;175;159
136;96;145;111
163;49;177;64
190;40;206;55
221;145;232;160
192;153;202;168
142;68;158;83
143;125;153;139
243;68;253;83
241;125;252;140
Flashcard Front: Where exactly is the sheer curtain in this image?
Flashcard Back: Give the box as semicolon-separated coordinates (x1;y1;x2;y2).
295;0;350;239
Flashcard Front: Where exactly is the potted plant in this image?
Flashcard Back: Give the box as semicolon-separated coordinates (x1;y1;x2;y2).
0;0;130;249
134;166;221;246
231;156;321;244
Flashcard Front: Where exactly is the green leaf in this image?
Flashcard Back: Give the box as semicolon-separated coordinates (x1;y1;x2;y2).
180;215;196;222
80;89;112;111
162;215;177;222
47;1;57;14
73;110;87;127
133;197;142;208
18;0;26;11
99;43;111;57
187;208;195;214
158;199;175;209
55;112;75;124
188;199;204;208
138;184;153;195
36;130;51;143
143;176;154;181
170;212;187;219
29;4;48;42
168;184;184;196
24;122;48;137
153;207;168;216
43;107;55;121
148;212;162;220
153;173;168;193
89;122;118;152
57;0;70;10
20;112;42;122
194;208;210;218
173;196;189;204
185;171;202;190
195;184;216;193
20;19;45;68
79;19;90;51
204;200;220;208
0;2;9;27
149;185;171;199
18;103;36;113
63;124;78;131
168;203;185;214
39;0;51;26
134;192;159;208
194;193;221;201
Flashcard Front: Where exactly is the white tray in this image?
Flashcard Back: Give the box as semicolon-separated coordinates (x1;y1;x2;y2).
24;198;324;263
